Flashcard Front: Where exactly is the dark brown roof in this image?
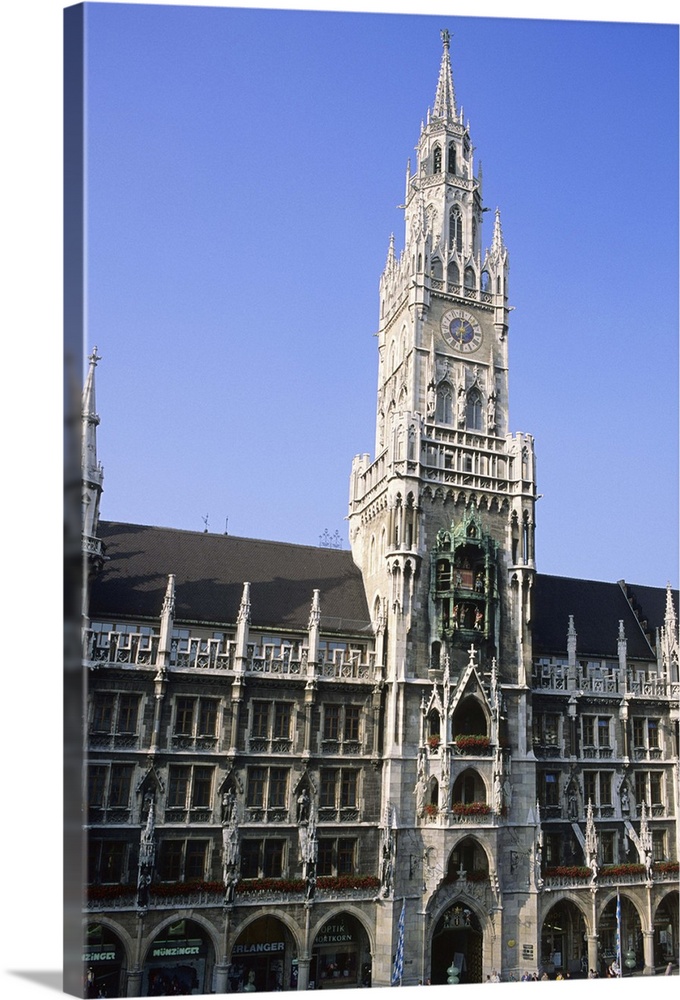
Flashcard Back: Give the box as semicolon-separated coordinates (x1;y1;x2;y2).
90;522;372;634
90;522;674;657
532;574;676;661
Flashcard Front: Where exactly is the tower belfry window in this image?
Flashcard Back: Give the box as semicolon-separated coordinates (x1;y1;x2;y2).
433;144;442;174
466;389;482;430
449;207;462;252
447;143;456;174
435;383;453;424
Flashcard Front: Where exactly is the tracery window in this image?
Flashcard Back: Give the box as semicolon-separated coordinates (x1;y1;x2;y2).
433;144;442;173
435;383;453;424
449;207;462;252
447;143;456;173
466;388;482;430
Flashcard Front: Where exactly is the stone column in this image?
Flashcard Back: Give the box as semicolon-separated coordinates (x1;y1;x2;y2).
297;958;311;990
213;963;230;993
642;931;655;975
586;935;599;976
126;970;142;997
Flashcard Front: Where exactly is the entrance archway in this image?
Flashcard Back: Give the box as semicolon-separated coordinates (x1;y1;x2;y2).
230;915;298;992
654;891;678;970
144;918;215;995
599;896;643;976
310;912;372;990
430;903;483;984
84;922;127;998
540;900;587;977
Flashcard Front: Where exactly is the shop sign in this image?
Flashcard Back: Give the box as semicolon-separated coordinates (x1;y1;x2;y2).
151;938;204;959
316;922;354;945
84;947;117;963
233;942;285;955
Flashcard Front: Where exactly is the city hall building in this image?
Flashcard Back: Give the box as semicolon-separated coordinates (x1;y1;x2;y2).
80;31;679;998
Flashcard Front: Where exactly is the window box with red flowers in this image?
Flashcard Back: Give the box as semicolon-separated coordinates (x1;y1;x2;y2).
427;734;441;752
423;803;439;818
235;878;306;895
452;801;491;816
544;866;592;880
653;861;679;875
599;864;645;878
454;734;491;754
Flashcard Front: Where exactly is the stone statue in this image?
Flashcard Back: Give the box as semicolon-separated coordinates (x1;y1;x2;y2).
221;788;235;824
297;789;310;824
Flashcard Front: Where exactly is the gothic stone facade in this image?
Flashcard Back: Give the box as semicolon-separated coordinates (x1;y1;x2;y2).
81;32;679;999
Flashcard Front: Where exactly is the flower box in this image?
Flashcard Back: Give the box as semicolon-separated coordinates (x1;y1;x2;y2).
454;735;490;752
452;801;491;816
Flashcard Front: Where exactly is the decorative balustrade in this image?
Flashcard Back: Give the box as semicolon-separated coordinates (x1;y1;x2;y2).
532;666;678;700
173;637;234;671
85;630;160;667
85;628;375;682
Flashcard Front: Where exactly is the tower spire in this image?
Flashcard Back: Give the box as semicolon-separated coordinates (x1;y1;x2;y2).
491;207;505;255
82;346;104;571
432;29;457;121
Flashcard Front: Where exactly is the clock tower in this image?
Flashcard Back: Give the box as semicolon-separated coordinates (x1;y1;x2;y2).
349;30;539;983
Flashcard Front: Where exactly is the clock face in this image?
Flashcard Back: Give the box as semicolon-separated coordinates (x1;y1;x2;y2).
441;309;483;353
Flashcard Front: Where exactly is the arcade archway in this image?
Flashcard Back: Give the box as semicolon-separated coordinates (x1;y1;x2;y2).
540;899;587;977
430;903;483;984
144;918;216;996
310;912;372;990
84;922;127;998
230;915;298;992
654;891;678;969
599;896;643;975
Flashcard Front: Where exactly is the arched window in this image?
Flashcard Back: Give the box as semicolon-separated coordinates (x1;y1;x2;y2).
447;143;456;174
472;216;478;255
431;258;443;282
464;266;476;290
481;270;490;292
433;144;442;174
447;261;460;288
466;388;482;430
496;275;501;294
449;207;462;252
435;383;453;424
369;536;376;575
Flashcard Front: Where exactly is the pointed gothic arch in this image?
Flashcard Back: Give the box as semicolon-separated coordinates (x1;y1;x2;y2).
435;381;453;424
433;143;442;174
447;260;460;288
466;388;482;430
449;206;462;252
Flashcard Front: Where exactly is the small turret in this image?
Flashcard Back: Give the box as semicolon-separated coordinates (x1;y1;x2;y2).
82;347;104;573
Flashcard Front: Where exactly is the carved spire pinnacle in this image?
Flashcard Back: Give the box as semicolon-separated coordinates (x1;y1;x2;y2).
308;588;321;631
386;233;396;272
158;574;176;664
585;799;598;861
659;583;679;677
82;347;104;558
432;28;457;121
237;581;251;625
490;208;505;256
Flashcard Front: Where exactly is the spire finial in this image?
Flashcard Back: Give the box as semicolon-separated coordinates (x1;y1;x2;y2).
432;29;456;120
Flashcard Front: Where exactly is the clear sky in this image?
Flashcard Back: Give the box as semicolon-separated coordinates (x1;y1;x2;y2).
82;3;679;588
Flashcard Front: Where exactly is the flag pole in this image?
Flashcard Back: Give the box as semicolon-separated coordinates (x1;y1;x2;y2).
392;897;406;987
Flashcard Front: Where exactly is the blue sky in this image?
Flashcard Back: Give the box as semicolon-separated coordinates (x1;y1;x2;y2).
83;3;678;588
